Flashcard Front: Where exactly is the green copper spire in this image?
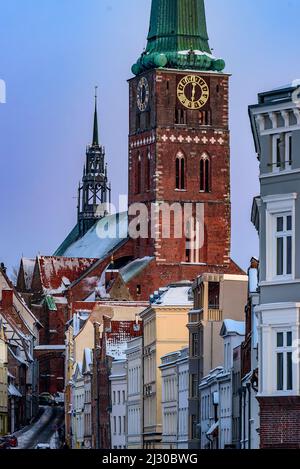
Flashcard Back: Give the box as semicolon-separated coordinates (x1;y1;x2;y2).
132;0;225;75
92;86;99;146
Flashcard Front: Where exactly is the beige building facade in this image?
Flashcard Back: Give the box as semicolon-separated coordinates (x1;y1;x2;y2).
141;283;192;448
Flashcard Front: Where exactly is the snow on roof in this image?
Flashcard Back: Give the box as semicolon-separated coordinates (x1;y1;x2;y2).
221;320;245;337
120;257;154;283
21;258;35;290
200;366;225;386
105;321;142;360
37;256;96;294
62;212;128;259
8;383;22;398
151;282;193;306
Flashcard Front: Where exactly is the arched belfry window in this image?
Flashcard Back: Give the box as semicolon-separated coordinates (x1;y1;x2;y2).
136;154;142;194
175;152;185;190
146;150;151;191
200;153;210;193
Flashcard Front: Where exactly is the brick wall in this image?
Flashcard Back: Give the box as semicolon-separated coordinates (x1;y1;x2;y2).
258;396;300;449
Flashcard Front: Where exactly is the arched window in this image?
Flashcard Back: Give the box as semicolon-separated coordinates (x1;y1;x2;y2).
185;218;201;264
136;154;142;194
146;151;151;191
200;153;210;193
175;152;185;190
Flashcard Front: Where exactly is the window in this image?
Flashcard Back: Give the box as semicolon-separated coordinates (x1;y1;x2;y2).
200;154;210;192
208;282;220;309
191;415;198;439
185;218;202;264
119;416;122;435
113;391;116;405
276;330;293;391
199;110;211;126
275;214;293;277
113;416;116;434
136;155;142;194
191;374;198;398
122;390;126;404
146;151;151;191
175;153;185;190
271;133;292;172
118;390;121;404
175;108;187;125
191;333;199;357
136;113;141;130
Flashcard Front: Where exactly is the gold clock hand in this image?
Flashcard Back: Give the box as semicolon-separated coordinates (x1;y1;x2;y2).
191;83;196;102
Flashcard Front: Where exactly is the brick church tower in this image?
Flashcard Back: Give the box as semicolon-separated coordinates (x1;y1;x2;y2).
128;0;233;272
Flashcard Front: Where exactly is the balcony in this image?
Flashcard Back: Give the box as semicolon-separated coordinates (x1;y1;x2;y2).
207;307;222;322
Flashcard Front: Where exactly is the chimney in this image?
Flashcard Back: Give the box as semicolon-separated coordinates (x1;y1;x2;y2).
1;289;14;309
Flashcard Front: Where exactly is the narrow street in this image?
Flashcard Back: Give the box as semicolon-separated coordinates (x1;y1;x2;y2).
16;406;64;450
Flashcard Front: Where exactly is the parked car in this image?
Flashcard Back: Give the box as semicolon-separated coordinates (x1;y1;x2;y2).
39;392;55;406
3;435;18;448
35;443;51;450
0;437;9;450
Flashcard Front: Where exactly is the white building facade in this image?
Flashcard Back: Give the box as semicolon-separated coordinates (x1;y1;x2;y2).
82;348;93;449
160;347;189;449
249;83;300;448
72;362;85;449
126;337;143;449
199;320;245;449
110;359;127;450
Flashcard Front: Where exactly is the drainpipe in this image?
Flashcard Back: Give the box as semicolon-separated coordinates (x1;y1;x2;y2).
247;383;251;450
238;388;242;449
242;387;246;449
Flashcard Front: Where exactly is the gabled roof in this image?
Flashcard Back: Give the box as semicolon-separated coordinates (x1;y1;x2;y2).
36;256;97;295
20;258;35;290
104;321;143;360
220;320;245;338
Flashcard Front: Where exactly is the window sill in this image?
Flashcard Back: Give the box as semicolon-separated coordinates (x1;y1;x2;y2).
260;167;300;179
175;189;187;192
260;277;298;287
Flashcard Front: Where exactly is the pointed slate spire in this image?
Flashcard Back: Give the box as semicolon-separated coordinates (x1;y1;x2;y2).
92;86;99;146
132;0;225;75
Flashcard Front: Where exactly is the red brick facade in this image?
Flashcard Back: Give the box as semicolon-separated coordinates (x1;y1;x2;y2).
128;70;232;268
258;396;300;449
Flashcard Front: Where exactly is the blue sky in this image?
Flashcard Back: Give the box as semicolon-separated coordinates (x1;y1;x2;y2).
0;0;300;274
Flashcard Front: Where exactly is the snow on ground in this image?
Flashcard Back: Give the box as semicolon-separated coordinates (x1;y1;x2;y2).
14;406;54;449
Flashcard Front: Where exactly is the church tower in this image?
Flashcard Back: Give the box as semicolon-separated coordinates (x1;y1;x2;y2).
78;89;111;237
128;0;231;269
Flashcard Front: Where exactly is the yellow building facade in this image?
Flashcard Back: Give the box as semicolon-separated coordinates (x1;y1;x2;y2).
0;322;8;436
141;283;192;448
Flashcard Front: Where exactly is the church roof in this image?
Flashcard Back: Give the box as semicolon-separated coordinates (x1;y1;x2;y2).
132;0;225;75
120;257;154;283
36;256;97;295
57;212;128;259
54;223;80;257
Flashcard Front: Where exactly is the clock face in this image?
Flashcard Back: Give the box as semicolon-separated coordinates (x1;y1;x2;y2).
137;77;150;112
177;75;210;110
